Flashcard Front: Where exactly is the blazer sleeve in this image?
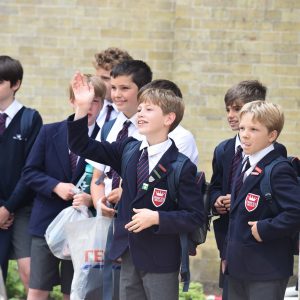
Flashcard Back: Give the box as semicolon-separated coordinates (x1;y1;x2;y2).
67;116;123;174
22;126;61;198
3;111;43;212
209;145;223;208
156;161;205;235
257;162;300;241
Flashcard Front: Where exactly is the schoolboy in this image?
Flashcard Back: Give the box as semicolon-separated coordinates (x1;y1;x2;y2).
89;60;152;214
138;79;199;166
68;73;204;300
0;55;42;289
22;75;106;300
226;100;300;300
209;80;288;298
93;47;133;129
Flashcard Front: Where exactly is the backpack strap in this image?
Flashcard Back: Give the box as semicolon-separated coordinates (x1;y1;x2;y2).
101;118;117;141
167;153;190;291
260;156;290;215
21;107;37;141
167;153;189;203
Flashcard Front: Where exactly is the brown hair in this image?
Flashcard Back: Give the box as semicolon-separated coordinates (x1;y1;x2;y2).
69;74;106;103
93;47;133;71
137;88;184;132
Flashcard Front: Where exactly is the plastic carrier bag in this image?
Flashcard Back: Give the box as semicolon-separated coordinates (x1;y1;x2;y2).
65;214;112;300
45;205;92;260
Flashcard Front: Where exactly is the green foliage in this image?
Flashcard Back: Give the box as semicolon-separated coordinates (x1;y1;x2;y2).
6;261;63;300
6;261;25;299
179;282;205;300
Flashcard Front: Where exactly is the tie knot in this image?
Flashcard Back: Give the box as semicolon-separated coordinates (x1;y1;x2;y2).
236;145;242;154
123;120;131;130
0;113;8;122
242;157;250;172
104;105;114;123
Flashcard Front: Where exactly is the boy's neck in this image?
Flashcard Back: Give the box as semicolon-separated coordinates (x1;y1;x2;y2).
0;97;15;112
146;134;169;146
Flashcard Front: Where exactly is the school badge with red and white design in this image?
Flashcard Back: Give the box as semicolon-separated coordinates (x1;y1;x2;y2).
152;188;167;207
245;193;260;212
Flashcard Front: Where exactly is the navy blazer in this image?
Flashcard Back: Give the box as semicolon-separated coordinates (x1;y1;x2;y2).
68;116;204;273
227;150;300;280
209;137;235;258
23;117;99;237
210;136;288;259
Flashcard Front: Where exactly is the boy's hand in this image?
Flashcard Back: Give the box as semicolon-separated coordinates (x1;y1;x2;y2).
97;196;116;218
71;72;95;118
248;221;263;242
72;192;93;208
107;187;122;204
53;182;76;201
125;208;159;233
0;206;11;228
0;214;14;230
214;194;231;214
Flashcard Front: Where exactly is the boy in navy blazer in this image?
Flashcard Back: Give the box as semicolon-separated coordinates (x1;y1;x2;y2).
0;56;42;289
226;100;300;300
68;72;204;300
23;75;106;300
209;80;287;299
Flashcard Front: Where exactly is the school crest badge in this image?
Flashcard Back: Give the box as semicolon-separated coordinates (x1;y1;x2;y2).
245;193;260;212
152;188;167;207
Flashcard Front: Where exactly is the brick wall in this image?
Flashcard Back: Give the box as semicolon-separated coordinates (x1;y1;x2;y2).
1;0;299;291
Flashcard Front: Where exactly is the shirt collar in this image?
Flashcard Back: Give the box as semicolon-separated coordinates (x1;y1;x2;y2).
139;138;172;157
1;99;23;120
247;144;275;167
103;99;118;112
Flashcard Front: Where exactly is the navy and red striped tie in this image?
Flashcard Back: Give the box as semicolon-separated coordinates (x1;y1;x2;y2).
0;113;8;135
137;148;149;189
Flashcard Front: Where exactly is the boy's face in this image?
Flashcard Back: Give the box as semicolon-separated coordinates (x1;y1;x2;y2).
111;75;139;118
239;112;277;155
71;96;103;126
0;80;20;107
137;100;175;144
96;67;111;101
226;100;244;131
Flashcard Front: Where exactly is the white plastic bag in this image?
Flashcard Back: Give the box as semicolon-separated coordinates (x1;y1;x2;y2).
65;214;112;300
45;206;92;260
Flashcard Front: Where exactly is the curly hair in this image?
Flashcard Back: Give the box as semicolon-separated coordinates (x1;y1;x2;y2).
93;47;133;71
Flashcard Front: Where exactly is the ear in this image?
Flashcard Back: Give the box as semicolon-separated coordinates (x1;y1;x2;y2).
268;130;278;143
164;112;176;127
12;80;21;92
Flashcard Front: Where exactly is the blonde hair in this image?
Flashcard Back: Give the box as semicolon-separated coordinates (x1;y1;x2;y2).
239;100;284;138
137;88;185;132
69;74;106;103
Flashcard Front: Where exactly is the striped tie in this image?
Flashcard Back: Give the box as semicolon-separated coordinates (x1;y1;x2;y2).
234;157;250;197
229;145;243;189
104;105;114;123
69;151;78;174
0;113;8;135
137;149;149;189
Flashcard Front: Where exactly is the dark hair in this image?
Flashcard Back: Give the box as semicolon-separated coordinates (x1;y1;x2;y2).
139;79;182;98
0;56;23;89
110;60;152;90
224;80;267;106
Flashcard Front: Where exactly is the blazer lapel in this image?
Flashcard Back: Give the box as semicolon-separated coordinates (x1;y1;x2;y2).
53;121;71;179
72;123;100;183
230;150;280;213
132;142;178;205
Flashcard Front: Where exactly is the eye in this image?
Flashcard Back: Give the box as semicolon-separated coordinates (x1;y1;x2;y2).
111;86;116;91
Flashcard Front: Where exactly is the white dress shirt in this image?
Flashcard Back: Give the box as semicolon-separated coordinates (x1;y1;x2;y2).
0;99;23;127
96;99;118;129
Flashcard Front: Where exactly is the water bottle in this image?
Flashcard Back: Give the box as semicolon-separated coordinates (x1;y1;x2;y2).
75;163;94;194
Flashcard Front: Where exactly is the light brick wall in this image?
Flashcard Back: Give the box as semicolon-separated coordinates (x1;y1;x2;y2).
1;0;299;290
